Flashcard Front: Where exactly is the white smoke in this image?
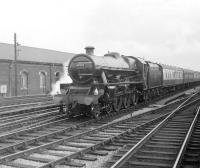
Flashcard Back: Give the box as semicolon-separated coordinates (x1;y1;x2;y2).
50;61;72;96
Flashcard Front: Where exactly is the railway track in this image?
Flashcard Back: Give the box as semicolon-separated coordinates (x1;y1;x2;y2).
0;90;188;135
0;92;197;167
0;105;66;133
0;101;54;113
0;94;53;112
175;106;200;168
0;86;190;131
110;92;200;168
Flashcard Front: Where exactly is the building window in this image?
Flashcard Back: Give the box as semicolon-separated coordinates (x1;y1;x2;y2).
39;72;46;89
55;72;60;78
55;72;60;81
20;71;28;89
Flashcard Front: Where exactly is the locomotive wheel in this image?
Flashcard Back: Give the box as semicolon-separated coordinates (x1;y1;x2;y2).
91;103;101;119
134;93;139;106
123;94;130;109
66;104;75;118
66;110;74;118
131;93;138;106
127;94;131;107
157;89;160;96
60;104;69;114
131;93;135;106
59;104;64;113
105;103;112;115
113;96;122;112
152;89;156;98
144;92;149;104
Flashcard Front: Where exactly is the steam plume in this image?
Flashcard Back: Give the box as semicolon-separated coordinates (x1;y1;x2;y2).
50;61;72;96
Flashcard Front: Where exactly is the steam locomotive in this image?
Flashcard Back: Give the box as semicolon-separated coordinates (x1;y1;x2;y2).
57;46;200;118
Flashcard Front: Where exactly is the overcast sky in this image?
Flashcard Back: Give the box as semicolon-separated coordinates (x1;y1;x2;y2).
0;0;200;70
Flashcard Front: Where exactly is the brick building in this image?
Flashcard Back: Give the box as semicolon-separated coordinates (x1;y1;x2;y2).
0;43;74;97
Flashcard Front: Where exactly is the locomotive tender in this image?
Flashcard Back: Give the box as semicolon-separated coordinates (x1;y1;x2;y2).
58;46;200;118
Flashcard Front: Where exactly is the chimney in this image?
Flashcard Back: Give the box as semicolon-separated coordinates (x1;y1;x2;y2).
85;46;95;55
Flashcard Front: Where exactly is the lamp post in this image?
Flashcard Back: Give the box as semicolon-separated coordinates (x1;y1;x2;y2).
14;33;18;96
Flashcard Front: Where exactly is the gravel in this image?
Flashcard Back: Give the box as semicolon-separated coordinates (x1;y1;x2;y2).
110;107;157;123
70;151;117;168
0;166;15;168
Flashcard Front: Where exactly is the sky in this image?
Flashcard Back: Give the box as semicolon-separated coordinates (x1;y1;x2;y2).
0;0;200;70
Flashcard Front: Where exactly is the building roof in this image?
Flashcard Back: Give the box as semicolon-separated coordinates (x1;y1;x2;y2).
0;43;75;64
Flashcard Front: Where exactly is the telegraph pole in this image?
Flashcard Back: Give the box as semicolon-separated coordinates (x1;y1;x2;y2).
14;33;17;96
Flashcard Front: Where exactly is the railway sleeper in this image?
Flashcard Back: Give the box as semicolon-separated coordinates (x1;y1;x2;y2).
156;132;186;136
99;145;118;151
114;139;139;144
61;160;85;167
6;159;43;168
120;136;141;141
186;146;200;151
103;129;124;133
133;154;175;163
128;160;172;168
152;135;184;140
109;142;125;147
112;153;126;160
143;144;180;153
104;158;120;167
188;142;200;148
114;137;143;144
77;154;97;161
88;150;108;156
89;134;112;138
184;153;200;160
150;138;183;143
25;154;55;163
74;139;99;145
82;136;108;141
188;139;200;144
40;150;70;157
161;128;189;131
64;142;93;148
138;150;177;157
148;141;181;146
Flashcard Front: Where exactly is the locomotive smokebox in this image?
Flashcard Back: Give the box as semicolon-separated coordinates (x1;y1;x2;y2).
85;46;95;55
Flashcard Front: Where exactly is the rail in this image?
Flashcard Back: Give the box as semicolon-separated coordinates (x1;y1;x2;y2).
0;94;187;167
173;106;200;168
111;91;200;168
